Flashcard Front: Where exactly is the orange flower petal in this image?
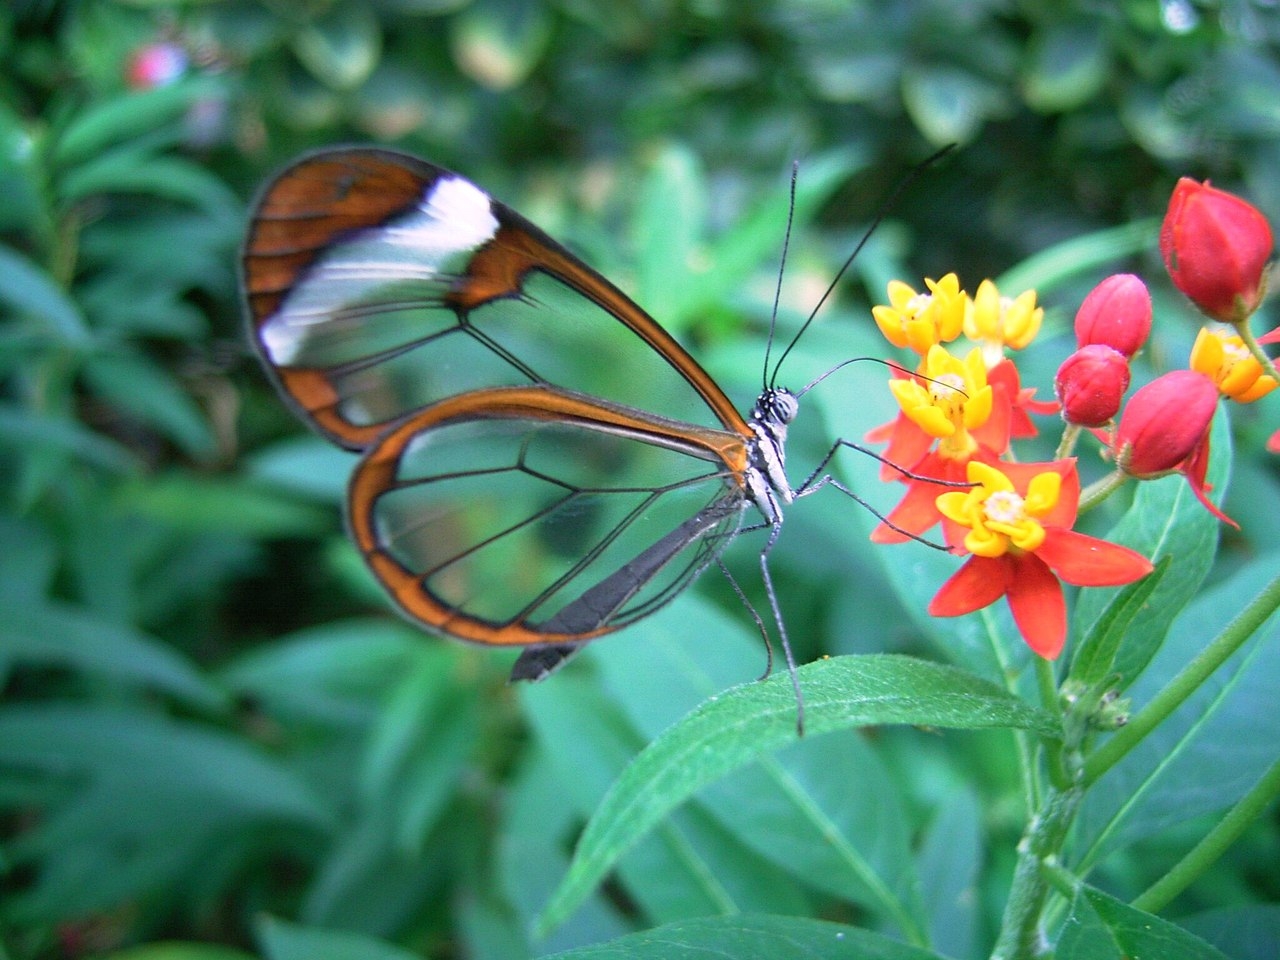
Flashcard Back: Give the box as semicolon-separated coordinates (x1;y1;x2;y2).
1034;529;1154;586
928;555;1012;617
1005;554;1067;658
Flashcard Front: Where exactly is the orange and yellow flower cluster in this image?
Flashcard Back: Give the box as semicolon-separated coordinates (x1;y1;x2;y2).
867;176;1277;660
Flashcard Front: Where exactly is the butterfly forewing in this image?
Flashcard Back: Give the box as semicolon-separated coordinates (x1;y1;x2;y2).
347;386;751;645
245;148;749;451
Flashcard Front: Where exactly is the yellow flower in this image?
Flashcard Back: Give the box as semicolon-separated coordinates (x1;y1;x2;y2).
888;345;993;456
936;461;1061;558
872;273;966;354
1189;326;1278;403
964;279;1043;365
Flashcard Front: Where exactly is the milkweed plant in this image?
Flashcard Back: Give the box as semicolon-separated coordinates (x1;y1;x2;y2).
536;176;1280;960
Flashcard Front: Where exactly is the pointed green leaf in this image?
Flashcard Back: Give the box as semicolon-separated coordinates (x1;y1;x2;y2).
258;915;421;960
1058;882;1229;959
1070;556;1170;688
540;913;946;960
0;243;88;343
535;654;1056;935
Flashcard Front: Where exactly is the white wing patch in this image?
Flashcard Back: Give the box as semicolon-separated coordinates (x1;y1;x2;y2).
261;176;499;365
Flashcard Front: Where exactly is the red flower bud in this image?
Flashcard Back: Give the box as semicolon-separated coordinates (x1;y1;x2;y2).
1160;178;1273;323
1114;370;1218;477
1074;273;1152;358
1055;345;1130;427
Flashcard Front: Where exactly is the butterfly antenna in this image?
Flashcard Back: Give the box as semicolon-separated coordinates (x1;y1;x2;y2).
768;144;956;387
762;161;800;393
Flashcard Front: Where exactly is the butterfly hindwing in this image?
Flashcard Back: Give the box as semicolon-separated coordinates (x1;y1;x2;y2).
347;385;751;645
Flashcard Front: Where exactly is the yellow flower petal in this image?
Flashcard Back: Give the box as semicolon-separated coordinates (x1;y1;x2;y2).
1023;471;1062;514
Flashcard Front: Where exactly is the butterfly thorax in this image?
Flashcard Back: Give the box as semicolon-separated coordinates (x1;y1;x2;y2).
745;387;798;523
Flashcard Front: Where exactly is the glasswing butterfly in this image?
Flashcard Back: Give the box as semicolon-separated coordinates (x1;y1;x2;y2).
244;147;872;716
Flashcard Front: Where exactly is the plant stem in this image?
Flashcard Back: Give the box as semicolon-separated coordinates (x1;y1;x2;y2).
990;785;1083;960
1132;757;1280;913
1235;316;1279;381
1054;424;1081;461
1083;570;1280;787
1034;657;1068;791
1077;469;1127;515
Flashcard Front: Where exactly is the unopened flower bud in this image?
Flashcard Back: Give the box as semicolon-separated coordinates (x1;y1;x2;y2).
1114;370;1218;477
1074;274;1152;358
1055;345;1130;427
1160;178;1273;323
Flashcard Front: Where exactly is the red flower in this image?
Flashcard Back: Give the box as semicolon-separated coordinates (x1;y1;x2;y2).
1055;345;1131;427
1074;273;1152;358
1112;370;1234;526
990;358;1058;439
1160;178;1273;324
927;460;1153;658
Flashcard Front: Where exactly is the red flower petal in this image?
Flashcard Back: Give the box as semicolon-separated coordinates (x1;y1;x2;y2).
871;478;949;544
928;555;1012;617
1035;529;1154;586
1005;554;1067;658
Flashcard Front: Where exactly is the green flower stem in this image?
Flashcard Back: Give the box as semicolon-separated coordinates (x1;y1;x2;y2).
1235;315;1278;381
1034;657;1069;791
990;785;1083;960
1132;756;1280;914
1083;570;1280;787
1077;469;1127;515
1054;423;1081;461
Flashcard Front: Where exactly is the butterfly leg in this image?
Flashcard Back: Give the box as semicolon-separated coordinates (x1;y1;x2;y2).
715;557;774;681
758;516;806;737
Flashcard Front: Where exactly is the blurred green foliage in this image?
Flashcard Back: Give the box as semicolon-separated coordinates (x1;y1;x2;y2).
2;1;1279;959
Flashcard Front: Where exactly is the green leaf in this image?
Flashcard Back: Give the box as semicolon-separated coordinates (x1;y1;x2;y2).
525;668;815;930
218;620;429;727
634;145;705;334
674;148;864;328
53;76;226;167
1180;903;1280;959
121;472;332;539
1076;559;1280;864
0;704;333;921
0;243;89;343
0;405;137;474
246;434;356;504
0;601;227;710
1069;556;1170;688
535;654;1056;935
292;4;382;91
539;913;946;960
901;66;1009;145
1074;410;1229;691
994;219;1159;298
1023;20;1110;113
497;743;630;952
258;915;421;960
916;785;982;959
1057;882;1229;959
60;151;242;214
450;0;551;89
357;646;480;852
581;604;926;937
81;351;217;458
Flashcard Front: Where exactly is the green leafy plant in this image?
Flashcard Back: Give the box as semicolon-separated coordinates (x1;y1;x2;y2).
2;3;1278;960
